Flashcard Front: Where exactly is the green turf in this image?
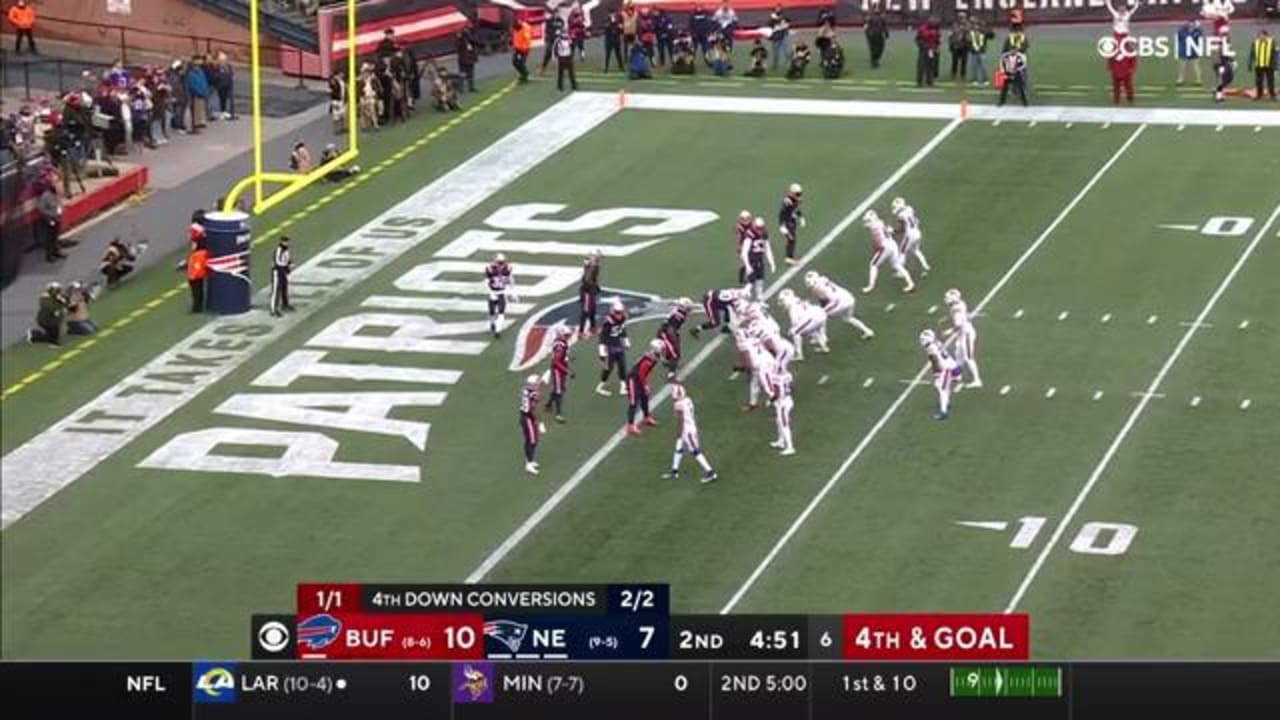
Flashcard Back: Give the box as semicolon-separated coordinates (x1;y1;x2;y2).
2;74;1277;661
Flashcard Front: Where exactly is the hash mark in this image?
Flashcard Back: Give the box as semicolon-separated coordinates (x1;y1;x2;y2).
1130;391;1167;400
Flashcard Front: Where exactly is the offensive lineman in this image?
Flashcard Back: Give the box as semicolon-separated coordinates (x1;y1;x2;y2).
920;328;962;420
578;249;602;336
625;339;665;435
742;326;777;412
662;384;719;483
545;325;574;422
741;217;777;300
596;299;630;396
805;270;875;339
269;236;294;317
777;288;830;360
891;197;931;277
485;253;518;338
862;210;915;294
943;288;983;388
779;183;806;264
519;374;547;474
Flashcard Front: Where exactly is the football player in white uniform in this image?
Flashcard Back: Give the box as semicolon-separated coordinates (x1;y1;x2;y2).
943;288;982;388
663;384;719;483
862;210;915;294
920;329;961;420
749;315;795;372
768;366;796;455
805;271;875;339
891;197;931;276
743;333;777;412
777;288;830;360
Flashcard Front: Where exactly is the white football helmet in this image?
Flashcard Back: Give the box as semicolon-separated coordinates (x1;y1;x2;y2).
526;374;541;386
556;324;573;338
677;297;693;310
863;210;879;226
918;329;936;347
671;384;687;400
649;338;666;353
778;288;796;304
944;288;962;305
46;281;62;293
739;209;752;222
789;183;803;195
495;253;507;263
589;247;602;258
752;216;766;229
891;197;906;214
803;271;820;287
610;298;625;312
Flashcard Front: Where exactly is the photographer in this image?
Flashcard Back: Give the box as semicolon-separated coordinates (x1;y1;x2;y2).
321;143;360;182
671;30;697;75
745;38;768;77
65;281;98;336
27;283;68;346
822;40;846;79
787;41;812;79
100;236;140;287
36;184;70;262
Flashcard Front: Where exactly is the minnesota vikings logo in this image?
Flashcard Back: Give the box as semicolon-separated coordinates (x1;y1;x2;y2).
509;287;678;372
460;665;488;700
453;662;494;704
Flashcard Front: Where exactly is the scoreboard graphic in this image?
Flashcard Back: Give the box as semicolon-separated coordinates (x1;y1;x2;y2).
3;583;1277;719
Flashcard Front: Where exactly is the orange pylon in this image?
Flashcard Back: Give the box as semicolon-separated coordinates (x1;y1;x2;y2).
618;88;628;108
960;99;969;120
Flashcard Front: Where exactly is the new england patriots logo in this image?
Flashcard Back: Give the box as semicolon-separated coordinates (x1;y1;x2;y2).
296;613;342;651
207;250;251;285
483;619;530;654
509;287;677;372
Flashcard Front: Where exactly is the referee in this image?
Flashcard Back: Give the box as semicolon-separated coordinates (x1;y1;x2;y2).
998;46;1029;107
270;236;294;317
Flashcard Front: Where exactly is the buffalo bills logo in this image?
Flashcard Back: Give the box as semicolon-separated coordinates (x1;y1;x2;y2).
508;287;677;372
296;613;342;651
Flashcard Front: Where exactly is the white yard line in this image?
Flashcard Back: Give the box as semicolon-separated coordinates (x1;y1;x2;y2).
0;94;621;529
464;116;965;584
719;124;1149;614
1003;201;1280;614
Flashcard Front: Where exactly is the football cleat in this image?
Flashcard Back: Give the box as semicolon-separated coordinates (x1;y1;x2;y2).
525;461;540;475
595;383;612;396
701;470;718;484
779;447;796;456
933;412;950;421
619;381;628;395
643;416;659;428
769;439;784;449
625;423;642;436
662;470;680;480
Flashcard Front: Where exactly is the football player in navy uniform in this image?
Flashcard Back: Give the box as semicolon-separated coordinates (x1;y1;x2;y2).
734;209;753;284
657;297;694;375
485;253;517;338
698;286;741;336
740;217;777;300
625;339;665;436
519;374;546;475
778;183;805;264
578;249;602;336
545;325;574;422
596;299;630;396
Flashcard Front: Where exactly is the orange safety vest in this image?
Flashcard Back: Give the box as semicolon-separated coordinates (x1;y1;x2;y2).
512;22;532;52
8;4;35;30
187;248;209;281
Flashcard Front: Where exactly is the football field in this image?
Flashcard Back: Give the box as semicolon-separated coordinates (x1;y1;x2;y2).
2;89;1278;660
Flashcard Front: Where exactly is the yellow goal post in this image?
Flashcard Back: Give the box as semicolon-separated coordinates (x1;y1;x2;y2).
222;0;358;215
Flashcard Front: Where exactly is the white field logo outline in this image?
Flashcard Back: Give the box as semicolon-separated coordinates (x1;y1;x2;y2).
1097;33;1233;60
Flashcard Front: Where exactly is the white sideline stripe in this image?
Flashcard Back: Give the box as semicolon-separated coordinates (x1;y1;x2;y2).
0;94;621;529
1004;201;1280;614
464;117;965;584
618;93;1280;127
719;124;1149;614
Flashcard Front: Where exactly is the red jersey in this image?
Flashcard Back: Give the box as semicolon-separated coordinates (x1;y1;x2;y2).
550;337;571;375
630;352;659;384
519;385;539;419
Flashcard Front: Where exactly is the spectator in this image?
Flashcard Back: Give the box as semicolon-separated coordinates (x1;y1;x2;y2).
185;56;210;133
622;1;639;59
210;52;235;120
712;0;737;52
1249;28;1276;101
169;60;189;133
815;9;837;59
36;184;67;261
969;19;993;85
768;6;791;72
690;3;711;58
403;46;421;110
603;12;624;73
289;140;313;173
456;27;479;93
865;5;890;69
100;237;138;287
129;82;156;149
377;28;399;59
787;41;812;80
655;8;675;67
822;40;846;79
541;3;565;75
106;59;130;90
329;70;347;133
915;18;941;87
150;67;172;144
568;2;587;62
428;58;461;111
512;17;532;84
27;283;67;346
554;29;578;92
8;0;36;54
745;38;768;77
948;17;970;80
359;63;381;128
65;282;97;336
